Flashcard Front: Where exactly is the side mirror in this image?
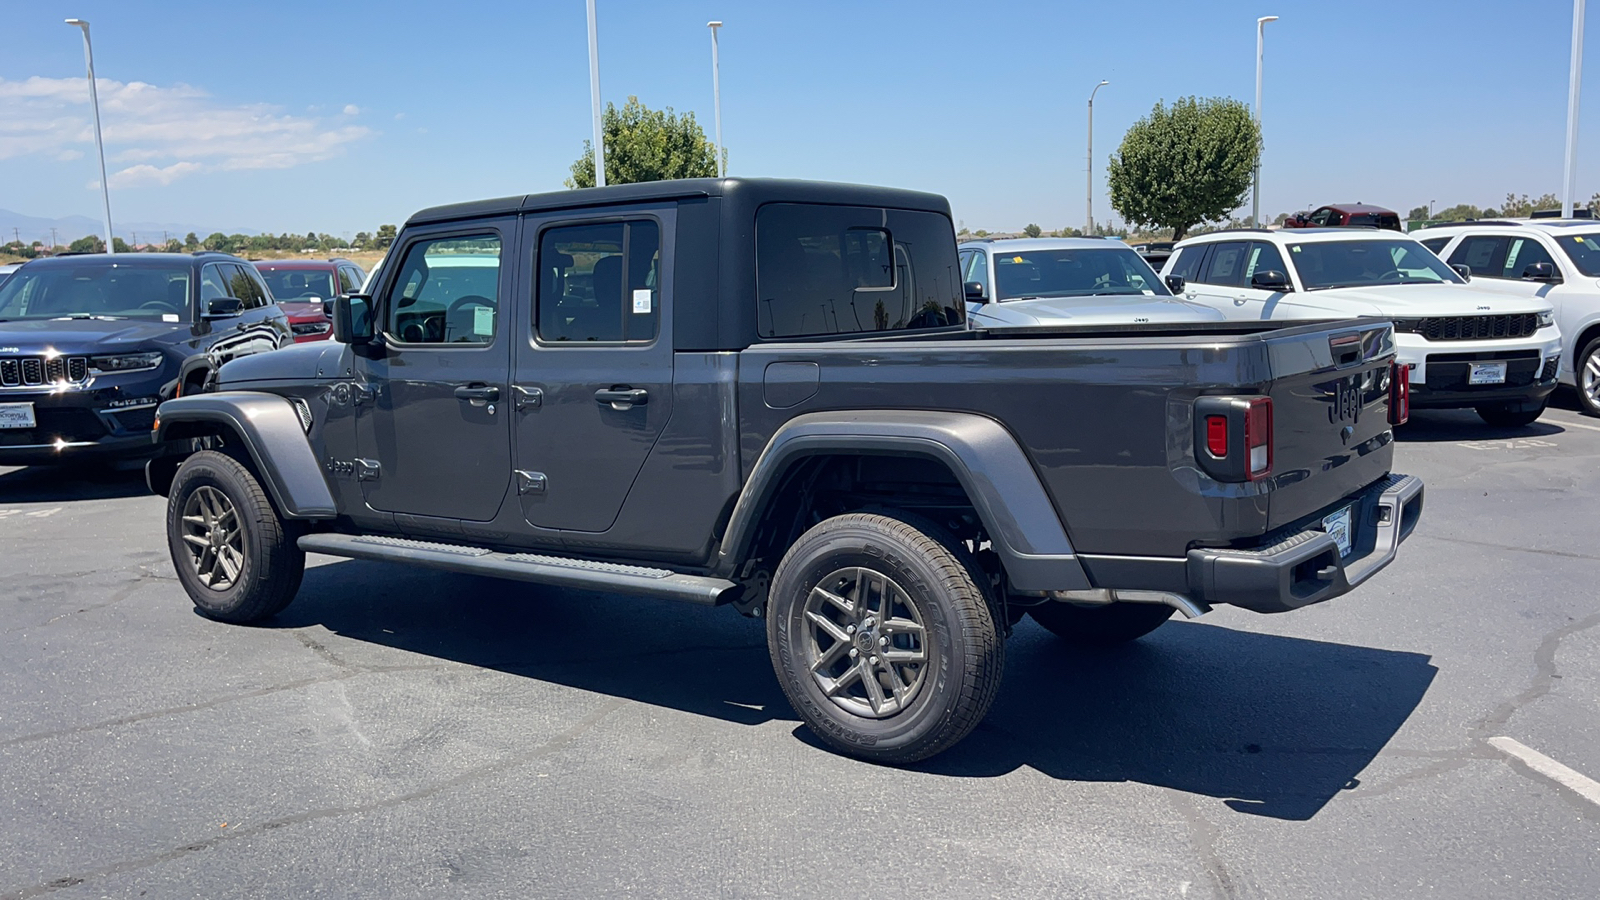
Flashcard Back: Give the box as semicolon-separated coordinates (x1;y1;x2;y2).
204;297;244;318
1521;261;1559;283
1452;263;1472;281
332;294;374;344
963;281;988;304
1164;274;1186;294
1250;269;1291;291
321;296;336;317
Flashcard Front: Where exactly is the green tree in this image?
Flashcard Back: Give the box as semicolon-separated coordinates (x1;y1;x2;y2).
1022;223;1043;238
69;234;103;252
374;224;397;250
1406;205;1430;221
1501;192;1561;218
1588;192;1600;215
1107;96;1259;241
974;229;989;238
1433;204;1482;222
203;232;230;252
183;232;199;251
567;96;719;189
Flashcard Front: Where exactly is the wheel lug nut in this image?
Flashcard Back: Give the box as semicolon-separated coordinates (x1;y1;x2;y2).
869;656;878;666
847;625;856;634
849;648;859;658
880;637;888;646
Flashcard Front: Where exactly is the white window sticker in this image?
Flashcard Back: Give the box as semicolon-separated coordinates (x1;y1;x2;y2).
473;305;494;336
632;289;653;314
163;314;179;322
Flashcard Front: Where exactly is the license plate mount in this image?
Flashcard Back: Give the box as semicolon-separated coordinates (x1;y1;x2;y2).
1323;505;1354;558
1469;362;1508;385
0;402;36;430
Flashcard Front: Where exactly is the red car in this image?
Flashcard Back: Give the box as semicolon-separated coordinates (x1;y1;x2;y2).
253;258;367;342
1282;203;1402;231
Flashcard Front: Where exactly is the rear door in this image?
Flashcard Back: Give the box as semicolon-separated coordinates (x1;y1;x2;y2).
352;221;514;521
511;207;675;534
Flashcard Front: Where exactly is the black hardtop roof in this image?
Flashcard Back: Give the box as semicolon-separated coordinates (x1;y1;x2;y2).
407;177;952;226
21;252;238;268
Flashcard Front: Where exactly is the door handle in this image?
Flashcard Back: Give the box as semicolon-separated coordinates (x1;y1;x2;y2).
595;387;648;408
454;384;500;406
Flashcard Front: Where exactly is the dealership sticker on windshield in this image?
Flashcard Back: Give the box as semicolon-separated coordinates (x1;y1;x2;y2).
632;289;652;314
0;402;37;430
163;314;179;322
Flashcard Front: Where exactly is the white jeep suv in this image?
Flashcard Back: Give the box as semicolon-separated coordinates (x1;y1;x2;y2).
1414;218;1600;417
1161;228;1561;427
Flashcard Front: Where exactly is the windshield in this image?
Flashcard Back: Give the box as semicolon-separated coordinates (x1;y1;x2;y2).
1557;232;1600;277
0;263;193;321
993;247;1170;301
257;267;336;302
1287;239;1464;291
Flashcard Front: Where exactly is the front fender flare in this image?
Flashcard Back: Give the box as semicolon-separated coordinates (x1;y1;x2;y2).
153;391;336;519
717;410;1090;592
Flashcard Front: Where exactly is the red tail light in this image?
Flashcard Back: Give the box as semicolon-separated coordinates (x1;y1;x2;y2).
1245;397;1273;480
1388;362;1410;426
1205;415;1228;457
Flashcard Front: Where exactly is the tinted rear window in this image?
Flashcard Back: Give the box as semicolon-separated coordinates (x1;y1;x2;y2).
756;203;963;339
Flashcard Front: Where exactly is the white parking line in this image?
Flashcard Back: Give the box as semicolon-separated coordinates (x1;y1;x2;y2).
1552;418;1600;433
1488;736;1600;808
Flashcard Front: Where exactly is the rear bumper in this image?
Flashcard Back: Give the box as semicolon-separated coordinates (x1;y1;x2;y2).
1411;378;1556;409
1186;473;1424;613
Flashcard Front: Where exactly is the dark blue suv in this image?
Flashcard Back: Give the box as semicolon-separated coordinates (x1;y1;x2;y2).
0;252;291;466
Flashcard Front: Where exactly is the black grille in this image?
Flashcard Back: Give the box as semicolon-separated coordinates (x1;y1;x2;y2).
0;355;91;387
0;408;108;446
110;407;158;434
1415;314;1540;341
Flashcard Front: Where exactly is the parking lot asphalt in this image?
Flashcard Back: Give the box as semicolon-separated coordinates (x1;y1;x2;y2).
2;395;1598;900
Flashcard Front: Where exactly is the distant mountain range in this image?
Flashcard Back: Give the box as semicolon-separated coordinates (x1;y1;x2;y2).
0;208;259;246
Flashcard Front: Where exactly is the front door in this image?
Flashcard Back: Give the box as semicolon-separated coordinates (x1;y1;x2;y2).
353;221;514;522
511;209;675;534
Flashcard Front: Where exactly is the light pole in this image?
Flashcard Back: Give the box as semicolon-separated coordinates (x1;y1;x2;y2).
585;0;606;187
1086;79;1108;234
66;18;114;253
1428;199;1435;219
1561;0;1585;217
1252;15;1278;228
708;21;725;177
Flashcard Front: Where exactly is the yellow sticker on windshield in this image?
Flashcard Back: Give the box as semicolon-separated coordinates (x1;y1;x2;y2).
1012;256;1024;263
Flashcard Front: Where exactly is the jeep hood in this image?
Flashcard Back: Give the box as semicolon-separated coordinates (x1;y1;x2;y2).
970;295;1227;328
1283;282;1552;317
0;317;188;353
218;339;346;385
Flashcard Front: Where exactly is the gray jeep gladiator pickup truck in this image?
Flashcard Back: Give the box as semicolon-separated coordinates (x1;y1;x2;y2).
148;178;1423;763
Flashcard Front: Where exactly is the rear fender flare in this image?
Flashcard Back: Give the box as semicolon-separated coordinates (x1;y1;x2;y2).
152;391;335;519
716;410;1090;592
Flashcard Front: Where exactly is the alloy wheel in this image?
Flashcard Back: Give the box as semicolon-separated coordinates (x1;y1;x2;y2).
803;566;930;718
1584;347;1600;410
180;486;244;591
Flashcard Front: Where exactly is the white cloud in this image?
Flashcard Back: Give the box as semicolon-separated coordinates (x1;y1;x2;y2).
0;76;372;187
394;112;406;121
343;104;360;116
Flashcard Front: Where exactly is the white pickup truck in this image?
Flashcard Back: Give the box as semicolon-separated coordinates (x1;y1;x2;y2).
1161;228;1561;426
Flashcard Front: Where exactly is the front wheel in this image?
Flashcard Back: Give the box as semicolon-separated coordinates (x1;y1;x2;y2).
1577;337;1600;418
166;450;304;624
1475;399;1548;428
767;512;1004;764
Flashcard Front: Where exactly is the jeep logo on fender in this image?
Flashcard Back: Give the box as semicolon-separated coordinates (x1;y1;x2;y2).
1329;377;1361;425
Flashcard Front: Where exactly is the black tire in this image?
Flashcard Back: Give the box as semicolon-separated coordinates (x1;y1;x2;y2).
1577;337;1600;418
1028;601;1174;647
166;450;304;624
1474;399;1548;428
767;512;1004;764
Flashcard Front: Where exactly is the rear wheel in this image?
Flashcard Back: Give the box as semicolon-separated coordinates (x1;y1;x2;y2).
166;450;304;623
767;512;1003;764
1474;399;1548;428
1577;337;1600;418
1028;601;1174;647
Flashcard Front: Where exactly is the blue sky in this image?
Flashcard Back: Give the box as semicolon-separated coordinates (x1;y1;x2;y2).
1;0;1596;240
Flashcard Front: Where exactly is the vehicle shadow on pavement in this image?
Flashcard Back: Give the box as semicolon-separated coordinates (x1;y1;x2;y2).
0;464;150;502
1397;409;1566;443
919;623;1437;822
279;560;1435;823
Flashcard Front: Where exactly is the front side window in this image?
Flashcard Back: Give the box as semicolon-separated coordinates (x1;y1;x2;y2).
0;263;192;321
1558;231;1600;276
227;264;268;308
1419;237;1451;255
756;204;962;338
1290;239;1463;290
964;250;990;296
1502;237;1558;279
338;266;364;294
991;247;1168;300
1244;242;1288;282
1167;246;1205;282
536;219;660;343
384;234;501;345
1199;241;1249;286
1308;208;1336;226
200;264;231;301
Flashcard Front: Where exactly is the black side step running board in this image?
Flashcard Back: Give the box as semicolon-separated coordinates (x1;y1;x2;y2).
297;533;739;606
